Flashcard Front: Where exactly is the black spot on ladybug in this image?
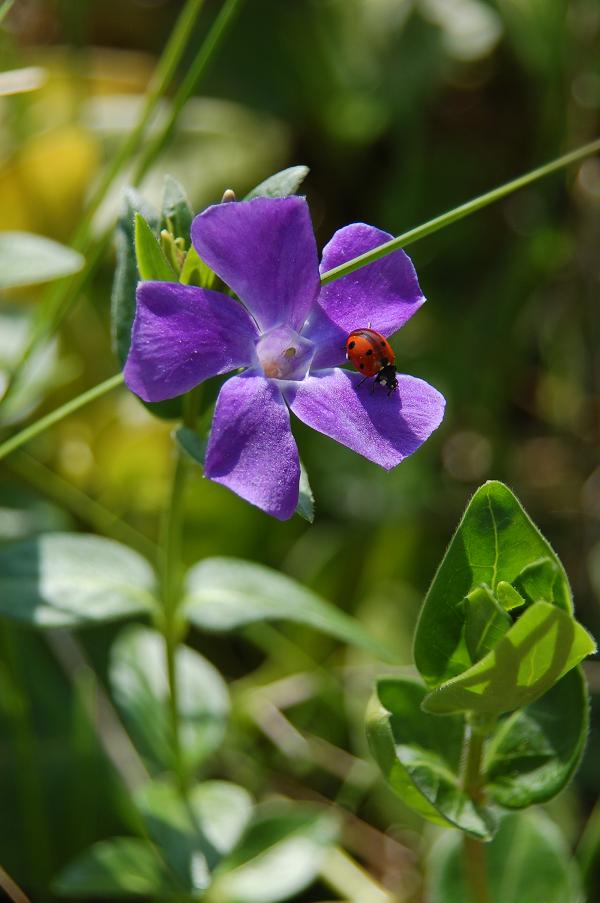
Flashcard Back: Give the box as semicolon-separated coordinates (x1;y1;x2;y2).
380;340;386;346
366;349;373;356
348;341;356;349
359;363;365;370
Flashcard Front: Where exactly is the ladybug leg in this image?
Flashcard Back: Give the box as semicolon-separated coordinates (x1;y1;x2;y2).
356;375;370;390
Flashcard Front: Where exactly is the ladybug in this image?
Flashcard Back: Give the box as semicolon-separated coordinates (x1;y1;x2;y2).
345;328;398;395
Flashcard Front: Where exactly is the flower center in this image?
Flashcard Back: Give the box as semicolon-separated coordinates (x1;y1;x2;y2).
255;325;315;382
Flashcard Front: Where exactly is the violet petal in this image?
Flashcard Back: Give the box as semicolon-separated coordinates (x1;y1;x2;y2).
124;282;258;403
284;367;445;469
191;197;320;333
205;372;300;520
303;223;425;369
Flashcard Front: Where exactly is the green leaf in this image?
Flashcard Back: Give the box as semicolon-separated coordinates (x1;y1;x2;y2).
244;165;310;200
414;481;574;688
111;190;183;420
485;666;589;808
0;533;157;628
53;837;172;897
296;460;315;523
134;213;176;281
464;585;512;663
207;802;338;903
0;308;60;428
135;779;253;891
110;626;230;775
111;190;158;368
513;557;565;607
496;581;526;612
426;811;582;903
161;175;193;244
179;244;216;288
183;557;395;661
422;601;596;716
366;676;495;839
0;232;84;290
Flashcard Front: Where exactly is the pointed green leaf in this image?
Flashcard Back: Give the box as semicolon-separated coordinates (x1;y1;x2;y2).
244;165;310;200
179;244;216;288
208;802;338;903
53;837;172;897
183;557;395;661
161;175;193;244
485;667;589;808
426;811;582;903
414;481;573;688
0;232;83;290
111;190;157;367
497;581;526;612
464;585;512;662
111;191;183;420
0;533;157;628
110;626;230;775
134;213;176;281
513;557;567;607
366;677;495;839
135;779;253;891
422;601;595;716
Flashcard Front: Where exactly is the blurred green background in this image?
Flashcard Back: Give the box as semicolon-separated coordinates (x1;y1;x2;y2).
1;0;600;899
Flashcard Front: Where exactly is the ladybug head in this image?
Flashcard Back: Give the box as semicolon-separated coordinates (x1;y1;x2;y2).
375;363;398;395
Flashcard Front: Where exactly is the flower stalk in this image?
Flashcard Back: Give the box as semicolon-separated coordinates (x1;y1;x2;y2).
158;445;189;794
461;717;492;903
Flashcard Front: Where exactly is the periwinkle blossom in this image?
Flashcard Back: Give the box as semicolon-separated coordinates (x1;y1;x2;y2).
124;197;445;519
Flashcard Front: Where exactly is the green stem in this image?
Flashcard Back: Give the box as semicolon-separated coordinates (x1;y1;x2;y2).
0;372;123;462
320;137;600;286
133;0;246;183
7;450;156;559
3;135;598;459
73;0;206;244
460;720;491;903
158;447;189;792
1;0;240;404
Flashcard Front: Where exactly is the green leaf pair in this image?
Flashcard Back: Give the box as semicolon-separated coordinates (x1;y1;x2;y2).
0;532;394;661
414;481;594;715
55;784;337;901
367;668;588;840
367;482;595;839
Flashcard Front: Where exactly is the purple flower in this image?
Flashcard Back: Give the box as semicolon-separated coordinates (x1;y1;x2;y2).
124;197;445;520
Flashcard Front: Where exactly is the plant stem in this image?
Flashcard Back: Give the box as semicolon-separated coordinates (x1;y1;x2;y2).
133;0;246;183
158;445;189;793
73;0;206;245
461;720;492;903
7;450;156;559
1;0;242;404
0;372;124;462
3;133;597;459
320;137;600;286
